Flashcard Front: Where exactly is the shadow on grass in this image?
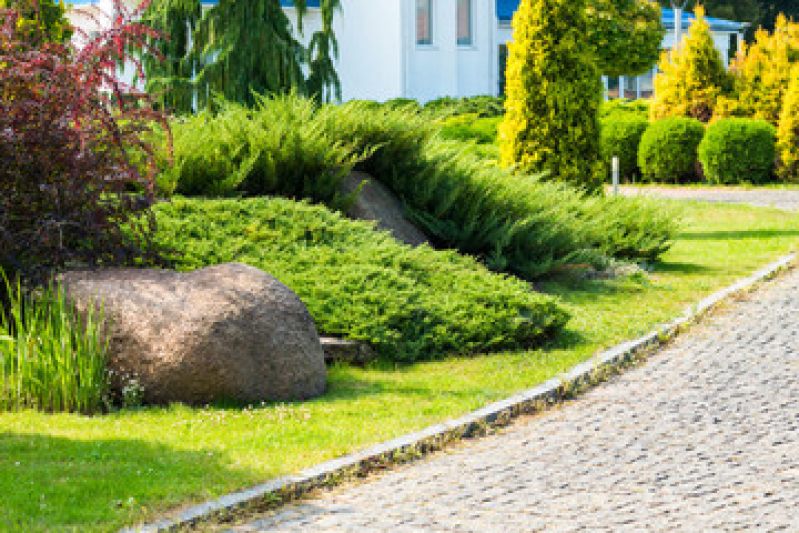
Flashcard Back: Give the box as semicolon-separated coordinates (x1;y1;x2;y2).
538;277;649;301
678;229;799;241
650;261;716;275
0;431;249;532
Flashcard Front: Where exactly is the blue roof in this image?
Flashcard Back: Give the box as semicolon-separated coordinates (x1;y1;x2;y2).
661;8;745;32
497;2;745;32
496;0;517;25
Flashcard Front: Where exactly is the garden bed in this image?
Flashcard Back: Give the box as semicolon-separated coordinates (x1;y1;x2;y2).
1;200;798;531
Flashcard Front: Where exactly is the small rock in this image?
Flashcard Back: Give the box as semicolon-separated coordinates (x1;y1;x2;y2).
320;337;377;365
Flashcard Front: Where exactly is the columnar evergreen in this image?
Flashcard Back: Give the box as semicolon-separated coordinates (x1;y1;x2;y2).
499;0;604;191
138;0;341;113
723;15;799;125
776;67;799;181
650;6;731;122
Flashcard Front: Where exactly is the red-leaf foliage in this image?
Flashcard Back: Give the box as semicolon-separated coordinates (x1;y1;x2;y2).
0;0;171;283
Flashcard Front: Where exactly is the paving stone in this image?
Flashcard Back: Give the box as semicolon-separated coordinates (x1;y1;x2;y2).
618;186;799;211
231;267;799;532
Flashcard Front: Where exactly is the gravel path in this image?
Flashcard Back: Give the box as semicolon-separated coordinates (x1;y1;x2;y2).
229;268;799;532
617;186;799;211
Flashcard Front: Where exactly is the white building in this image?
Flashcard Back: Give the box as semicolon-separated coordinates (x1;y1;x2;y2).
67;0;747;102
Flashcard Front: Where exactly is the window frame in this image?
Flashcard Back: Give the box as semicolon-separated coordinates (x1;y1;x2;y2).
416;0;433;47
457;0;473;47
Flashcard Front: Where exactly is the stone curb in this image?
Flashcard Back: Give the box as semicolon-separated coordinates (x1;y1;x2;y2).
125;253;796;533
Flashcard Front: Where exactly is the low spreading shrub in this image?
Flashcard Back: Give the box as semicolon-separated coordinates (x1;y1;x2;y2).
639;117;706;183
320;102;679;275
383;98;422;112
154;197;570;361
600;115;649;181
161;95;361;207
698;118;776;184
0;274;108;414
162;97;679;278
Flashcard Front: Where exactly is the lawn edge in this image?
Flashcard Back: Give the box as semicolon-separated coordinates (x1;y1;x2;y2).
126;253;797;533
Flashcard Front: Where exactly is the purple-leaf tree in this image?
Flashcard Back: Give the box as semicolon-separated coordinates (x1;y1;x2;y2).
0;0;171;283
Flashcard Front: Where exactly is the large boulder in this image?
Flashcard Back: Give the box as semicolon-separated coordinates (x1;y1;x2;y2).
60;263;326;405
340;171;431;247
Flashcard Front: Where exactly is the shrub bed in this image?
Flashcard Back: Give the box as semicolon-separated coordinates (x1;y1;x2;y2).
698;118;776;184
154;197;569;362
639;117;705;183
162;97;679;278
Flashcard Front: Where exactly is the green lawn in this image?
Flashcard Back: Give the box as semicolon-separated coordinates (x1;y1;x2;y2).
1;200;798;532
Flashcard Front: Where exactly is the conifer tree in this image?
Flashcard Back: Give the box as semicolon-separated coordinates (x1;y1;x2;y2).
776;66;799;181
587;0;665;78
723;15;799;125
650;6;731;122
138;0;341;113
499;0;604;191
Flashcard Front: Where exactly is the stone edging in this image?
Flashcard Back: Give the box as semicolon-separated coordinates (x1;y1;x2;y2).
125;253;796;533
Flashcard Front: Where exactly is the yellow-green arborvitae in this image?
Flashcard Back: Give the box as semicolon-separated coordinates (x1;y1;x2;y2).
498;0;603;192
777;66;799;182
722;15;799;125
650;6;731;123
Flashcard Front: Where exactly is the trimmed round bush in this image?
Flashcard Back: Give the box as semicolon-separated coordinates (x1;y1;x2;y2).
600;115;649;181
698;118;777;184
638;117;705;183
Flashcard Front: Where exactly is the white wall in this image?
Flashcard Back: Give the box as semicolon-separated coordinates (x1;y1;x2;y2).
330;0;404;101
403;0;495;102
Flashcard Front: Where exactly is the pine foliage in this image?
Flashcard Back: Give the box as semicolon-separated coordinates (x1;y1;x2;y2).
776;66;799;181
498;0;604;192
722;15;799;125
138;0;341;113
586;0;665;78
650;6;731;122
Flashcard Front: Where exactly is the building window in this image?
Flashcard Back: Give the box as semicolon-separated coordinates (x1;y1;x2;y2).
499;44;508;95
416;0;432;46
457;0;472;46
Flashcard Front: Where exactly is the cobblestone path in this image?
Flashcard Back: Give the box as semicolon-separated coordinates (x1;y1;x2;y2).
617;186;799;211
231;269;799;532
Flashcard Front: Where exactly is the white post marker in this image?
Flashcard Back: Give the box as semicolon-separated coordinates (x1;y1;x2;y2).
612;156;620;196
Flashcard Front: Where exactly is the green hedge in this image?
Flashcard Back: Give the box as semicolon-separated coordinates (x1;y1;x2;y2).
437;114;502;145
600;99;651;121
155;197;569;362
600;115;649;181
639;117;705;183
698;118;776;184
423;95;505;117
